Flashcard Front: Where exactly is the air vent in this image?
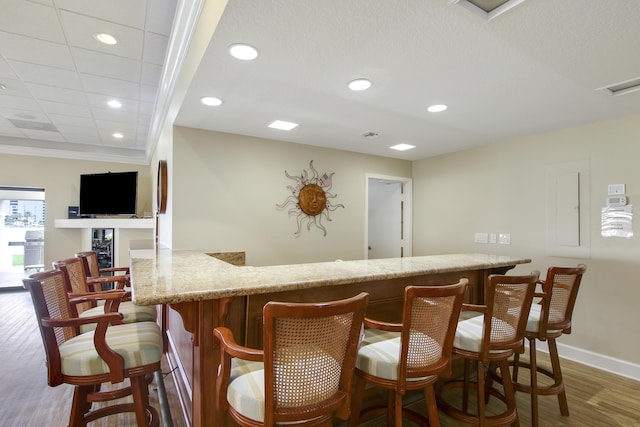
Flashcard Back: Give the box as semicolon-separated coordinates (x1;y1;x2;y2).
601;77;640;97
8;118;58;132
451;0;525;20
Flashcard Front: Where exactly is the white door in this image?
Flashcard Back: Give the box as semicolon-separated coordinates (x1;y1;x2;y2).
366;175;412;259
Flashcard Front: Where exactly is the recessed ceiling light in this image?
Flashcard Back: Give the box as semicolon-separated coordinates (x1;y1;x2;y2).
107;100;122;109
112;132;124;139
229;44;258;60
427;104;448;113
348;78;372;91
200;96;223;106
268;120;299;131
390;143;416;151
95;33;117;45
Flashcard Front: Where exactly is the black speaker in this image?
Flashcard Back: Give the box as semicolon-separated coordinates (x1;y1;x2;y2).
68;206;79;218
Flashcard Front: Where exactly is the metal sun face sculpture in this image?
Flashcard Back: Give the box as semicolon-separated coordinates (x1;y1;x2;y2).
277;161;344;236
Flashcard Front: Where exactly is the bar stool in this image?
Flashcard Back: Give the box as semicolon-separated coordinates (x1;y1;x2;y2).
214;292;369;426
437;273;538;427
508;264;586;426
348;280;467;427
24;269;162;426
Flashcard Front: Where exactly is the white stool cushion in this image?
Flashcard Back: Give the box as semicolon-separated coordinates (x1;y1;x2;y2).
226;355;338;423
355;328;440;381
59;321;162;377
79;302;157;334
526;304;563;334
454;315;515;353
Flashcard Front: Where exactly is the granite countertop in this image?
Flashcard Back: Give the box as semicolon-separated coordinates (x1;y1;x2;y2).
129;249;531;305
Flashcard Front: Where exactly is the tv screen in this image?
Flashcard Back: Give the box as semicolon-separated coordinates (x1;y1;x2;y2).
79;171;138;217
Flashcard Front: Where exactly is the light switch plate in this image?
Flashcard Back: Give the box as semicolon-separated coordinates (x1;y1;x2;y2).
499;233;511;244
490;233;497;243
608;184;625;195
474;232;488;244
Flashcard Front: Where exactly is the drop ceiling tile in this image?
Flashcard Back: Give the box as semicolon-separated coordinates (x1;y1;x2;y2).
39;100;92;117
0;108;49;122
56;0;146;29
95;119;137;134
60;11;144;60
0;127;25;138
0;95;42;111
86;93;139;113
80;74;140;99
8;60;82;90
143;32;170;65
24;83;87;105
141;62;162;86
139;101;155;116
64;133;102;145
0;1;65;43
20;129;65;141
72;48;141;83
0;78;31;98
92;107;138;124
0;58;18;79
48;114;95;128
57;124;99;138
0;32;74;70
147;0;178;35
140;84;159;103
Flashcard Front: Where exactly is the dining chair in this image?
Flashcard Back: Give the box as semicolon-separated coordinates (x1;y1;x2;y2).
214;292;369;426
437;273;538;427
23;269;163;426
348;280;468;427
507;264;586;427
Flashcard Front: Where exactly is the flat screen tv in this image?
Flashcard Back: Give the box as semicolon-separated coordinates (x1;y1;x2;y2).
79;171;138;217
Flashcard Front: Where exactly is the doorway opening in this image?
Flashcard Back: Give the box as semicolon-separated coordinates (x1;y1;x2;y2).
0;187;45;291
365;174;412;260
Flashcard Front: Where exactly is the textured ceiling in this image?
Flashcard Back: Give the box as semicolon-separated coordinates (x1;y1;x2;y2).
1;0;640;164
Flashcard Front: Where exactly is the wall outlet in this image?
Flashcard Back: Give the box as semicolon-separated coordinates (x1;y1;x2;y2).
474;232;489;243
498;233;511;244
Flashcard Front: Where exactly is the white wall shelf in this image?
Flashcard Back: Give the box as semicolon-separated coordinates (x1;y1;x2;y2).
55;218;154;229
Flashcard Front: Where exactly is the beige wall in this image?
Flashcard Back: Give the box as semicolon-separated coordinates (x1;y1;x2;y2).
0;154;152;267
412;113;640;370
170;126;412;266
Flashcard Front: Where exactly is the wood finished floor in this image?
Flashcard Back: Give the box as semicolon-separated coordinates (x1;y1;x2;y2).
2;289;638;426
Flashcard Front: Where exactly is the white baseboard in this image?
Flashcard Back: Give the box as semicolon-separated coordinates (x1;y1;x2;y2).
533;341;640;382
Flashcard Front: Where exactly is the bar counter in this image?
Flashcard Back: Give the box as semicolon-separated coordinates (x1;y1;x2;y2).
129;250;530;426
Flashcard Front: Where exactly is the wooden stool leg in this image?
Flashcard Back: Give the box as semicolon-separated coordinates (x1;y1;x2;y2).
548;338;569;416
477;360;486;425
348;375;366;427
529;338;539;427
69;385;90;427
499;358;519;427
424;385;441;427
131;375;153;426
394;391;403;427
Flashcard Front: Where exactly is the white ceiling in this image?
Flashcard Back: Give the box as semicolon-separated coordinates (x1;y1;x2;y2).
1;0;640;164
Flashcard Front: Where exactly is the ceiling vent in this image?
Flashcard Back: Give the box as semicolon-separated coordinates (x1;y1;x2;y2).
451;0;526;20
8;119;58;132
600;77;640;97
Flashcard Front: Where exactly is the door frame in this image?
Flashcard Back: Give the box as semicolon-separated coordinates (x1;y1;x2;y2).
364;174;413;260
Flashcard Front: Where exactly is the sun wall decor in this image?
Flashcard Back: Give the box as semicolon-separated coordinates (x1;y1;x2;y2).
276;160;345;236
